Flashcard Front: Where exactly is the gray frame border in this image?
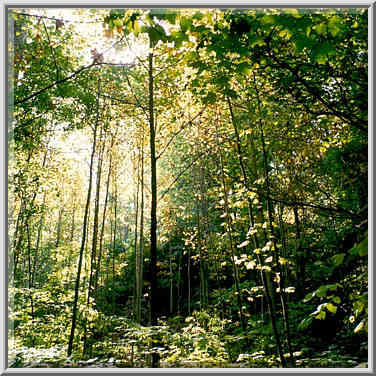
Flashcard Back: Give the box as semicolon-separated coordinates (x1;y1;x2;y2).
1;1;374;375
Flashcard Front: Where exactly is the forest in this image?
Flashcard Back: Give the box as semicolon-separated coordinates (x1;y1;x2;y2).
8;7;369;368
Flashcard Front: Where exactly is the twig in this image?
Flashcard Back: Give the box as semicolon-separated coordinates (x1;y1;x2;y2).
42;19;60;82
156;107;206;160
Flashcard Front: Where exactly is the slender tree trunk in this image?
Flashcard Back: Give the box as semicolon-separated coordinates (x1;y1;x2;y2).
70;202;76;242
82;209;92;296
177;250;181;317
112;185;118;315
26;223;35;322
12;147;48;284
187;246;191;316
251;74;294;362
11;200;24;283
293;207;305;299
147;41;160;368
200;168;209;308
136;144;145;323
83;126;106;356
32;191;46;287
133;150;140;318
196;188;204;310
67;79;100;357
55;208;64;248
214;120;247;339
169;246;174;315
226;97;287;366
94;140;113;298
148;43;158;327
278;205;289;283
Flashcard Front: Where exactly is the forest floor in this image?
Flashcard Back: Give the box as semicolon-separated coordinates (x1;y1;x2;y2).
10;348;367;368
9;314;368;369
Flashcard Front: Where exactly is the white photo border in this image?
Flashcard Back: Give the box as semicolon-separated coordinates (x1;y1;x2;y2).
1;1;374;375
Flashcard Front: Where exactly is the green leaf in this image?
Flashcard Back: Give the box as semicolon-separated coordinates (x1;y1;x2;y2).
147;25;167;44
303;292;314;302
350;235;368;257
311;41;336;64
313;22;327;35
326;303;337;314
279;28;292;40
249;35;265;48
237;62;251;75
358;237;368;257
113;18;123;28
298;316;313;330
170;31;187;48
203;91;217;104
180;17;192;33
316;285;328;298
260;15;276;25
327;283;340;291
316;310;326;320
328;15;344;37
332;253;345;267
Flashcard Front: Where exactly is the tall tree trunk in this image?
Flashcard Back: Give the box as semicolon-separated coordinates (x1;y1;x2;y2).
200;167;209;308
251;74;294;362
32;191;46;287
67;78;100;357
148;43;158;327
94;139;113;299
26;223;35;321
55;208;64;248
133;150;140;318
25;221;35;347
83;126;106;356
227;97;287;367
112;184;118;315
214;120;247;339
187;246;191;316
12;148;49;284
147;42;160;368
169;246;174;315
293;207;305;299
177;250;181;317
11;200;25;284
136;143;145;323
66;199;76;281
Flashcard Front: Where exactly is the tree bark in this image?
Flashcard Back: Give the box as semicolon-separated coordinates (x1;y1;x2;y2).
94;137;113;298
251;73;294;363
55;208;64;248
227;97;287;367
67;78;100;357
214;119;247;339
148;42;158;328
136;141;145;323
83;125;106;356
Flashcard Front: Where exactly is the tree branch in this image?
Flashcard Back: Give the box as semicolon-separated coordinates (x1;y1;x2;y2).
156;107;206;160
14;62;96;106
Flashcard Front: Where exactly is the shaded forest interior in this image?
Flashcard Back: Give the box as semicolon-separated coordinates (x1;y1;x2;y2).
9;7;368;368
